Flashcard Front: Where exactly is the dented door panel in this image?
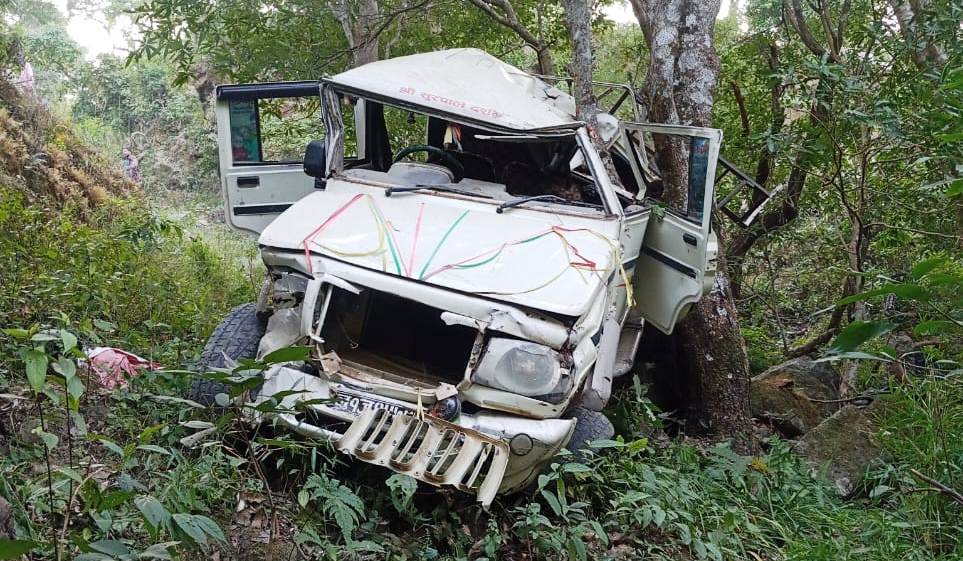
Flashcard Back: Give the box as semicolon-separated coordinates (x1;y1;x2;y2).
622;123;721;333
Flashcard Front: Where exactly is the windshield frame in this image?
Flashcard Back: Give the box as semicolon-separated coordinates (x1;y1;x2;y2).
320;83;622;218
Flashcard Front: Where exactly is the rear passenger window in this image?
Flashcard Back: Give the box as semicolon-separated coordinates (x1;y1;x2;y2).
227;97;358;165
228;100;262;163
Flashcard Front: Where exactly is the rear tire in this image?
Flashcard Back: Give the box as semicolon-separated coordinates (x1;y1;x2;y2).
189;303;267;406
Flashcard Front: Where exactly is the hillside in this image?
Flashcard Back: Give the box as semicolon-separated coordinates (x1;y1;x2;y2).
0;80;133;206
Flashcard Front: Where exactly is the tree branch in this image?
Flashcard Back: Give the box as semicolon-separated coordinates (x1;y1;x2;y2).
729;80;751;135
909;469;963;506
783;0;830;60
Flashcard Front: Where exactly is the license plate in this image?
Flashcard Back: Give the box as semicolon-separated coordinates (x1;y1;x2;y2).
329;388;413;418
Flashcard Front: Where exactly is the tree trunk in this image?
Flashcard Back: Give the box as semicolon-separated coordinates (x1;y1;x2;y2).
331;0;382;67
630;0;755;447
536;47;555;76
560;0;619;182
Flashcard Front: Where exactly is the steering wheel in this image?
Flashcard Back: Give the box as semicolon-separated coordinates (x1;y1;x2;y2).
393;144;465;180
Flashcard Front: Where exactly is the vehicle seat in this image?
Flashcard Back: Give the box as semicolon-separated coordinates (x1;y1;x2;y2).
441;151;496;183
386;162;454;185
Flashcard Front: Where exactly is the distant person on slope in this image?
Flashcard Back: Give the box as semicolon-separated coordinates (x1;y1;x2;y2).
10;42;36;96
122;148;140;182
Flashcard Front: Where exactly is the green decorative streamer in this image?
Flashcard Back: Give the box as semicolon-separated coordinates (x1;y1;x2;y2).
418;209;470;279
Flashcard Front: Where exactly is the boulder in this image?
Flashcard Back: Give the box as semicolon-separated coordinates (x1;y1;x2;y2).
794;399;885;496
750;357;841;437
0;495;12;539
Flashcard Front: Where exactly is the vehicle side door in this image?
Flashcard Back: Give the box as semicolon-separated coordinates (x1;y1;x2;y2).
214;81;324;235
622;123;721;334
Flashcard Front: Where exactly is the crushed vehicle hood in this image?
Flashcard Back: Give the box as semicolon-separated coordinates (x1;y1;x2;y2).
258;180;620;317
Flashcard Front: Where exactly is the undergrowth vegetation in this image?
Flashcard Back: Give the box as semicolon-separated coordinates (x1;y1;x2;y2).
0;187;259;379
1;0;962;559
2;335;961;560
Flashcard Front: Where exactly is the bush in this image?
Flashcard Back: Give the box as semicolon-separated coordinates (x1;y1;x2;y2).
0;187;258;384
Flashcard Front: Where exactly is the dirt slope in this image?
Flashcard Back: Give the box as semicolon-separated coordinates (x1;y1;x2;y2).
0;79;134;207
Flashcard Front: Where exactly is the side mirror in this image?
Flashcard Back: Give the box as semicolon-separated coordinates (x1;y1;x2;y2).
304;139;327;179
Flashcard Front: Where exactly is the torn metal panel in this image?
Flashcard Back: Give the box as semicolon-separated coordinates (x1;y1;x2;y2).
326;49;583;133
336;409;509;507
254;366;572;506
261;247;572;349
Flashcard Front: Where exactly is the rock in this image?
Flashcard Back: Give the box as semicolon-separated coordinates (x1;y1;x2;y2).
794;399;885;496
750;357;841;437
0;495;12;539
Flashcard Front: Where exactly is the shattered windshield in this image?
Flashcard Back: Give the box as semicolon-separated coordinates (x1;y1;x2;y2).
333;93;606;213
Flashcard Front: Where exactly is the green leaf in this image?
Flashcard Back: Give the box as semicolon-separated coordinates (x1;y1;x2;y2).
947;178;963;197
60;330;78;353
92;436;126;457
66;375;85;404
31;332;59;342
172;514;208;545
2;328;31;339
137;445;172;456
261;346;311;365
98;490;135;510
815;351;891;363
53;356;77;379
33;427;59;450
869;484;893;498
57;466;84;483
90;539;130;557
190;515;226;543
0;539;38;559
587;439;623;449
22;347;48;393
911;257;947;279
913;320;957;337
93;319;116;333
138;542;178;559
828;321;896;353
74;554;113;561
936;131;963;142
627;438;649;454
567;535;587;561
134;495;171;535
540;489;563;516
386;473;417;513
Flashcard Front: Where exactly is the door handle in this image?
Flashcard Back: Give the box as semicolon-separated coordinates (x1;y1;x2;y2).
237;176;260;188
683;233;698;246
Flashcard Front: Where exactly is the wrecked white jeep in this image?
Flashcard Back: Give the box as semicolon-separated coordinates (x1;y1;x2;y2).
194;49;728;506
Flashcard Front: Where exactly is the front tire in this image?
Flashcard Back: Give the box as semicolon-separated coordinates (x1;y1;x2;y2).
189;303;267;406
564;407;615;452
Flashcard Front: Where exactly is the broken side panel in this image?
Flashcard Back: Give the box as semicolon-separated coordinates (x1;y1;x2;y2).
623;123;721;334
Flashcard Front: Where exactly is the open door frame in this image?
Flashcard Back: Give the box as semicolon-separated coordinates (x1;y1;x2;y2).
622;122;722;334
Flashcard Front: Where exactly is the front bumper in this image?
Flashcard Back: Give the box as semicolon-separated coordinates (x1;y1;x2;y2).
252;366;575;506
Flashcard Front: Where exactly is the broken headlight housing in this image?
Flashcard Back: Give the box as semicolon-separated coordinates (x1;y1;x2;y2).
473;338;570;398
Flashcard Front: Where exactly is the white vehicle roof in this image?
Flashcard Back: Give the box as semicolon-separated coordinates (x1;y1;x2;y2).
326;48;588;133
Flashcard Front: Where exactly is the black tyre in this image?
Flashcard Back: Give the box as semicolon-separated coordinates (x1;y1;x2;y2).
564;407;615;452
189;303;267;406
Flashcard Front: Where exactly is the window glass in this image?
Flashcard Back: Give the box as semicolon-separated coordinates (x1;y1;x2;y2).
228;96;360;165
384;106;428;158
228;100;261;163
259;97;323;162
639;131;712;224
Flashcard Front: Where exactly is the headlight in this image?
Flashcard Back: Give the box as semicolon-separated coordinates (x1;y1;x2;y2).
473;338;570;398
